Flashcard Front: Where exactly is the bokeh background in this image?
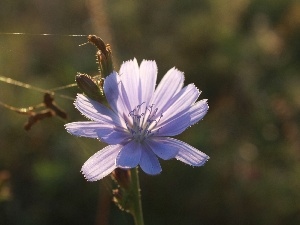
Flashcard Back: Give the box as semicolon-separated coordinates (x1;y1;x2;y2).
1;0;300;224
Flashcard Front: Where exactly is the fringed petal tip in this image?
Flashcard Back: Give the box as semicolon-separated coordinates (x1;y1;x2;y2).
73;93;83;106
196;154;210;167
197;99;209;121
80;167;107;182
197;99;208;110
203;99;209;109
141;59;156;64
121;58;138;67
81;168;91;181
189;153;210;167
169;67;185;83
176;154;209;167
171;66;184;74
80;170;92;182
73;96;93;120
188;99;209;126
81;170;98;182
64;123;73;132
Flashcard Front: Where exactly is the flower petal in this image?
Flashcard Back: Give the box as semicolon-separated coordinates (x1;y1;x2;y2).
139;60;157;104
65;121;129;145
119;58;140;109
116;141;142;168
75;94;122;126
65;121;104;138
103;71;121;113
151;84;200;136
158;84;200;123
189;99;209;125
145;137;179;160
81;144;122;181
103;72;131;119
139;146;162;175
100;128;131;145
164;138;209;166
154;113;191;136
150;67;184;113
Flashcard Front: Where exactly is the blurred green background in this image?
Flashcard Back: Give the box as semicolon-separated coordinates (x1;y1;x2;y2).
1;0;300;224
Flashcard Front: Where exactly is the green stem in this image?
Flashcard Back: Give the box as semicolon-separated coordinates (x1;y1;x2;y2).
130;167;145;225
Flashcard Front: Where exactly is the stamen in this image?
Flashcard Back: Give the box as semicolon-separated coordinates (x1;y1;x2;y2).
126;103;162;142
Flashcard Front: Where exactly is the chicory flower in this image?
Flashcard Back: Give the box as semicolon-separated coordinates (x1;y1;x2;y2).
66;59;209;181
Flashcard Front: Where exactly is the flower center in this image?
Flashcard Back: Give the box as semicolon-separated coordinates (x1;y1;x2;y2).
126;103;162;143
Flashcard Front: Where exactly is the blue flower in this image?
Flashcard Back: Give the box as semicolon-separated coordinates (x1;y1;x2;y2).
65;59;209;181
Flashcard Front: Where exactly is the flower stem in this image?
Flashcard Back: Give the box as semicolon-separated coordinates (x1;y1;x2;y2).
130;167;144;225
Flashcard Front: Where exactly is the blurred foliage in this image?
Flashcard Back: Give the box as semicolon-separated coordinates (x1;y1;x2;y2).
1;0;300;225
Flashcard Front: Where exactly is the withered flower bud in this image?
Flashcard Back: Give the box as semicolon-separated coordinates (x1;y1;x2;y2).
75;73;104;102
88;35;114;77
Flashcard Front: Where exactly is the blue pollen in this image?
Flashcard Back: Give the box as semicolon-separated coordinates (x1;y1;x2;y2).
125;103;162;142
